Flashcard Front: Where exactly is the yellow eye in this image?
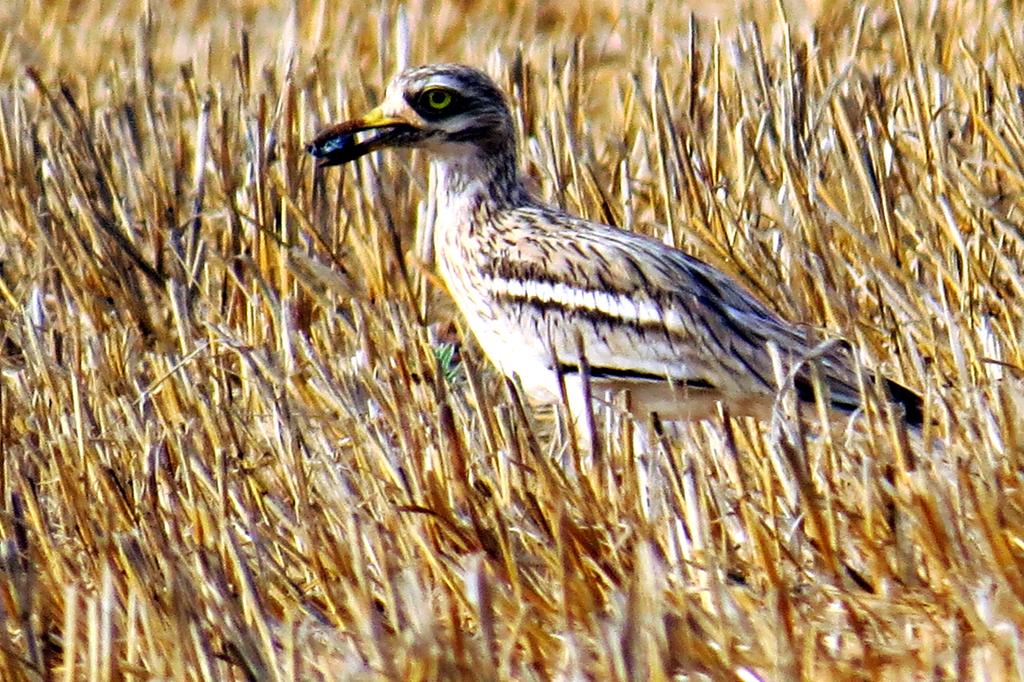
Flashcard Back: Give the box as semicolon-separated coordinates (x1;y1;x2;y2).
426;89;452;109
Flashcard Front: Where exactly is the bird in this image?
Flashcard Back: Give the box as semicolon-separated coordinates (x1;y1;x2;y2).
306;63;923;437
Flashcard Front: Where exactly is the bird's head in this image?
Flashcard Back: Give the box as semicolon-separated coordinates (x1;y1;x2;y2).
306;64;514;167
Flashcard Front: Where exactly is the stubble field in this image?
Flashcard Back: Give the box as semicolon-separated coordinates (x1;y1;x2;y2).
2;0;1024;679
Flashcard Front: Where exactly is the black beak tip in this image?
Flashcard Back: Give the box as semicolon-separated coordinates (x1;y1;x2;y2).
305;130;356;166
305;143;333;168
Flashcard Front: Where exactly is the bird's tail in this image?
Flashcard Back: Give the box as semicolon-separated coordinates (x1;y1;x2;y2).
880;377;924;428
789;341;924;429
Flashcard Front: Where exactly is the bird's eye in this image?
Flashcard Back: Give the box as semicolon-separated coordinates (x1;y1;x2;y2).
425;89;453;110
410;87;463;119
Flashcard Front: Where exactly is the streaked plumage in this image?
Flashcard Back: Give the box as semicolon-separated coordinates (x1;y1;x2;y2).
307;64;923;431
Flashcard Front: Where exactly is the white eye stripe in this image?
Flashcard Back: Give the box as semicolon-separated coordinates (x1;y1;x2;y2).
422;74;471;91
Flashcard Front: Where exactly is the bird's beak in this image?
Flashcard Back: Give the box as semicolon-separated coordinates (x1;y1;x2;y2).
305;107;421;167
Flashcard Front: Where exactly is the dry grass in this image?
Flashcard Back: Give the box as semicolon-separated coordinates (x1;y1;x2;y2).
2;0;1024;679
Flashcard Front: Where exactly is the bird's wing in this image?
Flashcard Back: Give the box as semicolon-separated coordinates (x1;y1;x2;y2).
477;207;871;410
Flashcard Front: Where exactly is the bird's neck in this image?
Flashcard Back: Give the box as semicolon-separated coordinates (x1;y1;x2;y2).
428;143;527;216
428;144;527;308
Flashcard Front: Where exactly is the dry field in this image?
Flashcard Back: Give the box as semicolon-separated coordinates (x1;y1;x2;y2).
3;0;1024;679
